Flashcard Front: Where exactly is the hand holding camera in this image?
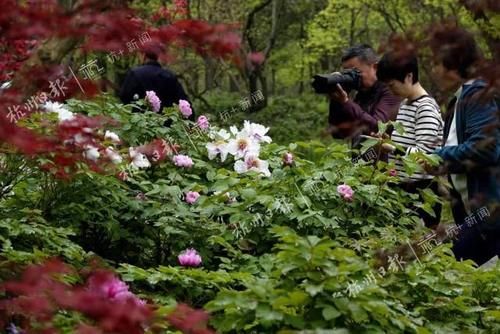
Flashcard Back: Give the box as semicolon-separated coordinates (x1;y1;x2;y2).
329;83;349;104
311;68;362;100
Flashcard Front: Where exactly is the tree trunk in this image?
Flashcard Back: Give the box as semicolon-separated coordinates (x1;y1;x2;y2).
272;68;276;95
204;57;217;91
249;72;258;97
12;37;82;99
258;72;268;108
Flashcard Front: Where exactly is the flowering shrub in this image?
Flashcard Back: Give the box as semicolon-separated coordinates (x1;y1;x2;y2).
1;94;499;333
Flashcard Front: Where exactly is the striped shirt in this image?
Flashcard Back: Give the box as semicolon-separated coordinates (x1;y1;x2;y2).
390;95;443;180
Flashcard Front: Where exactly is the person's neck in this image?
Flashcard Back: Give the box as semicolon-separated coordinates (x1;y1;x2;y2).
406;83;427;101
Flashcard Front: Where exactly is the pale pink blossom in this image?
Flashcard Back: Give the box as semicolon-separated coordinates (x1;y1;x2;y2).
234;154;270;177
178;99;192;118
87;274;144;305
389;169;397;177
337;184;354;201
146;90;161;113
241;120;272;143
173;154;193;168
178;248;202;267
118;171;129;181
197;115;209;130
104;130;121;144
129;147;151;169
104;147;123;164
83;145;100;162
185;191;200;204
283;152;293;166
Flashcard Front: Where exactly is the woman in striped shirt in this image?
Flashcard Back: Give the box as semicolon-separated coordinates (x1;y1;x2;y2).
377;51;444;228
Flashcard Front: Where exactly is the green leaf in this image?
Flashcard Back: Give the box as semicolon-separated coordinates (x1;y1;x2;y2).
322;306;341;320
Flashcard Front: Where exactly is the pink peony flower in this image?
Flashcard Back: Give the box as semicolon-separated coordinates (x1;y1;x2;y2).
178;248;202;267
337;184;354;201
173;154;193;168
87;273;144;305
197;115;209;130
117;171;129;181
247;52;265;66
283;152;294;166
178;99;192;118
146;90;161;113
388;169;397;177
185;191;200;204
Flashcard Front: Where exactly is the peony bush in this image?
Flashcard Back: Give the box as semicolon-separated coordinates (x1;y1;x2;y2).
0;94;499;333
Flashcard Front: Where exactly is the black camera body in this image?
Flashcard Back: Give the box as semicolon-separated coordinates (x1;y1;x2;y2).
311;69;362;94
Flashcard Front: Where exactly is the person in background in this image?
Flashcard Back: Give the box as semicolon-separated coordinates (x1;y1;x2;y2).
328;44;401;149
119;43;194;120
422;26;500;266
377;51;444;228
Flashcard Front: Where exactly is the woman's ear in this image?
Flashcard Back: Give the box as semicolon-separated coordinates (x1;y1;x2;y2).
405;73;413;84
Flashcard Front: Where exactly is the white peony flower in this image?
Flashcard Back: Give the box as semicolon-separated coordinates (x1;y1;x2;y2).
129;147;151;169
229;125;239;136
206;141;230;162
104;131;121;144
241;120;272;143
83;145;100;161
218;128;231;140
105;147;123;164
234;154;270;177
206;129;232;161
43;101;75;122
209;128;231;141
226;133;260;160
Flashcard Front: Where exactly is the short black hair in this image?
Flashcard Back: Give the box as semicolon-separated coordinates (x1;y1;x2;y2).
144;51;159;61
377;51;419;84
341;44;378;64
429;26;481;79
142;41;162;61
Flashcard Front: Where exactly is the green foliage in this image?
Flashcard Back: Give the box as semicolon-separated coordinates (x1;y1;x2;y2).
196;91;331;145
0;209;88;281
1;95;499;333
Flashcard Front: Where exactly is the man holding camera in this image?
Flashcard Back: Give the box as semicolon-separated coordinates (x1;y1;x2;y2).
327;45;400;147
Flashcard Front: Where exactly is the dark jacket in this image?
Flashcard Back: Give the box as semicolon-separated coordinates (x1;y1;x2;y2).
435;80;500;265
329;81;400;145
435;80;500;230
119;61;194;120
